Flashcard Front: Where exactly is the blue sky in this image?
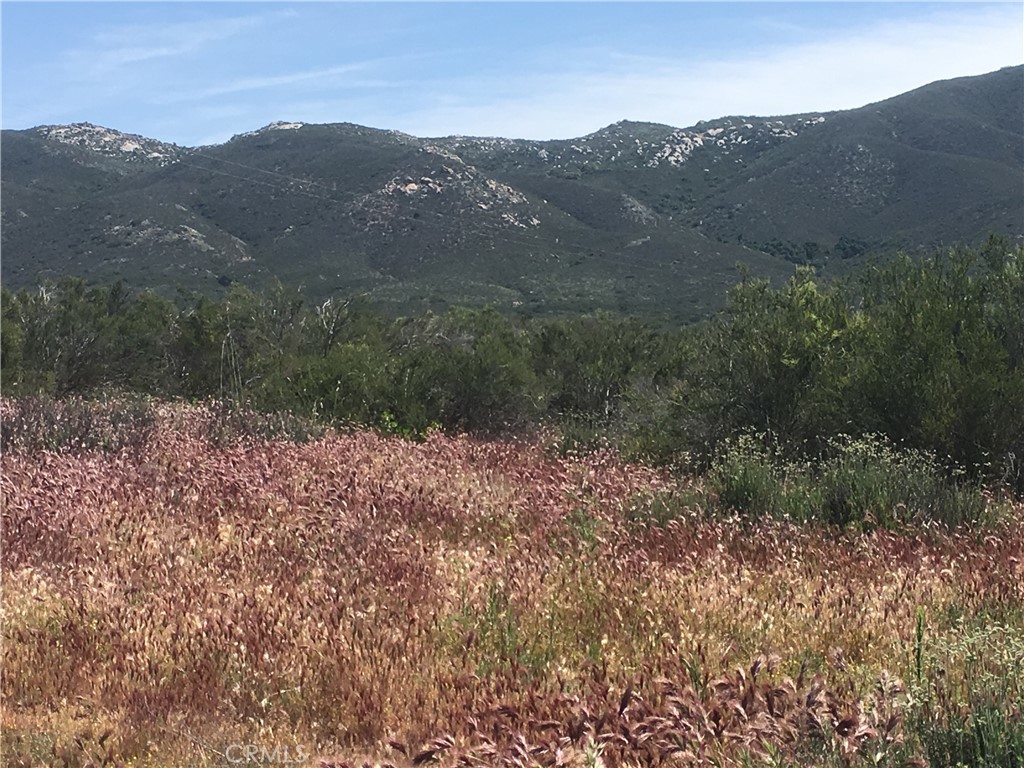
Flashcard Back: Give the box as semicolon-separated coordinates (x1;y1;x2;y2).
3;2;1022;146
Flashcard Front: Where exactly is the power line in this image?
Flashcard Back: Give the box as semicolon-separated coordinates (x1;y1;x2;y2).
188;150;355;198
178;159;354;207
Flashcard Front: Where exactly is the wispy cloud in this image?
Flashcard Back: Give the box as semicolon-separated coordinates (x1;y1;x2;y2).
4;3;1020;147
154;58;412;104
64;13;273;79
389;6;1024;139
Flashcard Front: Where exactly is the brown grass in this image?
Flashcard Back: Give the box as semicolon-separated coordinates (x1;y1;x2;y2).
2;400;1022;767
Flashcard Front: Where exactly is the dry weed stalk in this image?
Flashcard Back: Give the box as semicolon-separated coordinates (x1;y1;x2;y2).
2;399;1021;766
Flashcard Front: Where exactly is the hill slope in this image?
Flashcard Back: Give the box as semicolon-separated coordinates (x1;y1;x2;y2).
2;66;1021;320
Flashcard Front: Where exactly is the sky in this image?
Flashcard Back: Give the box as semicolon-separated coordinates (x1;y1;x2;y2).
2;2;1022;146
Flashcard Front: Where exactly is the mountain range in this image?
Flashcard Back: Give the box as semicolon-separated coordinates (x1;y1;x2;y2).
2;66;1021;321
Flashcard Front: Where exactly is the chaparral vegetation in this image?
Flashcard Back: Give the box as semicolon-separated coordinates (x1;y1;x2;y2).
2;239;1023;767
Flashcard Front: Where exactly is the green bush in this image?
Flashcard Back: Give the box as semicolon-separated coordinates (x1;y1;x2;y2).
908;622;1024;768
817;435;988;529
709;434;818;521
2;240;1021;498
708;433;989;529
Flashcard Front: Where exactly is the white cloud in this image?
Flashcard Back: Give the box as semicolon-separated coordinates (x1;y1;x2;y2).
64;13;270;79
387;6;1024;139
8;3;1019;146
154;59;411;104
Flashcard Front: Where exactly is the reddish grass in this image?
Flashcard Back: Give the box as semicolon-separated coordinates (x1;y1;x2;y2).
2;400;1022;767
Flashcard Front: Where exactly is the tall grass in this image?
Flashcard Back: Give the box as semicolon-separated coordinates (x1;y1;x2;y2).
0;394;157;455
2;398;1021;766
909;621;1024;767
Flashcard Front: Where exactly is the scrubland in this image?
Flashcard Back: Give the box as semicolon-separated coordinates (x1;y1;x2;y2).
2;400;1022;767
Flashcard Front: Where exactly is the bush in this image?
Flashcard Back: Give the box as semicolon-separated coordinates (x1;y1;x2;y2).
708;433;989;529
909;622;1024;767
817;435;988;529
709;434;819;521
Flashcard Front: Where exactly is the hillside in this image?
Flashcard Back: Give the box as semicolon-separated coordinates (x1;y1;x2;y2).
2;66;1021;320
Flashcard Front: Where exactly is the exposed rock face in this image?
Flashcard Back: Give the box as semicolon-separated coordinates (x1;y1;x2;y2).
431;115;827;172
233;121;307;140
351;145;541;233
35;123;183;168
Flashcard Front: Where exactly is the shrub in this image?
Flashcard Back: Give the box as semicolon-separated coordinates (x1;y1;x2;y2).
817;435;988;529
708;433;989;529
908;622;1024;767
201;398;330;446
709;434;818;521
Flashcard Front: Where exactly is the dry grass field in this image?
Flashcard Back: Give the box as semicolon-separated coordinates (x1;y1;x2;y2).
2;400;1022;767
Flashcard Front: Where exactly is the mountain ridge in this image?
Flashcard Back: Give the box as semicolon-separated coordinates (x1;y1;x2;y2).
2;65;1021;321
